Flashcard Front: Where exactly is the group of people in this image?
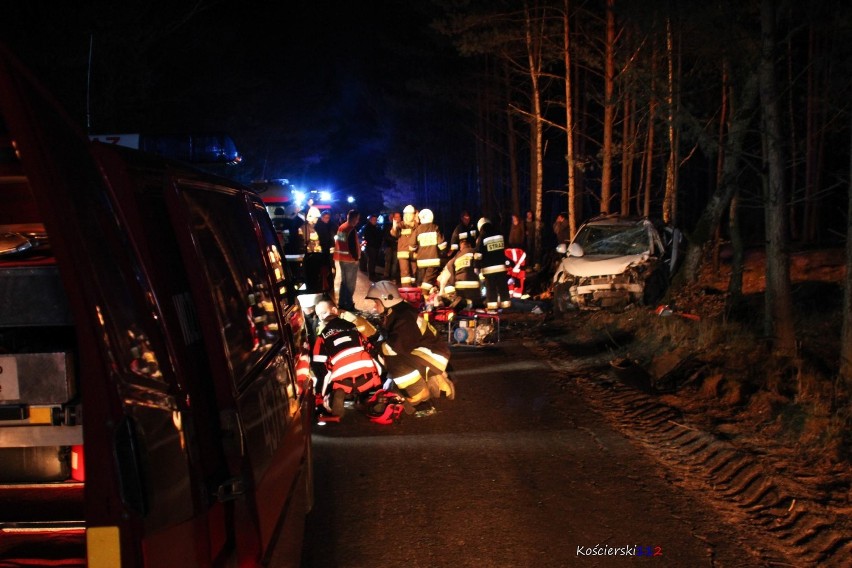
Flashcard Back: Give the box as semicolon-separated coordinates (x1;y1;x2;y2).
276;202;526;314
299;279;455;422
384;206;517;312
279;202;550;423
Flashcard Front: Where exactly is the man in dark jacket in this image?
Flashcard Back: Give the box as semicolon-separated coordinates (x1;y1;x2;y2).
382;211;401;284
449;209;477;253
362;214;384;282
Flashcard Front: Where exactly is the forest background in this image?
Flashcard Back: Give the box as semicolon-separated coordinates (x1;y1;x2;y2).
2;1;852;413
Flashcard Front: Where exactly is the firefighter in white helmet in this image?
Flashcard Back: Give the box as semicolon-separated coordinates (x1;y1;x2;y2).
365;280;455;417
302;206;332;294
411;208;447;297
393;205;419;287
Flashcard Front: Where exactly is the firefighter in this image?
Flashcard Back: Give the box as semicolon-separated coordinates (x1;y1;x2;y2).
302;207;332;294
365;280;455;417
311;299;382;417
411;208;447;297
439;237;481;310
449;209;477;253
475;217;512;311
393;205;418;287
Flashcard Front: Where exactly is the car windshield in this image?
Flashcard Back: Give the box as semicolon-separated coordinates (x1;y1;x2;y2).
573;223;650;256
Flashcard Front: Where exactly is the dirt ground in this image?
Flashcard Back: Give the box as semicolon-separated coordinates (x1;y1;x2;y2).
520;246;851;525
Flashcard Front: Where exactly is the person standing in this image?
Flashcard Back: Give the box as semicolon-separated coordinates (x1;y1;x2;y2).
524;210;536;266
333;209;361;311
553;211;571;244
302;207;331;294
449;209;477;253
362;214;384;282
411;208;447;296
475;217;512;311
383;211;401;283
508;213;525;249
280;203;306;285
393;205;418;288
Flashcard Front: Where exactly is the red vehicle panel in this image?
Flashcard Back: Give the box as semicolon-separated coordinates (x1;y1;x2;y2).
0;44;312;567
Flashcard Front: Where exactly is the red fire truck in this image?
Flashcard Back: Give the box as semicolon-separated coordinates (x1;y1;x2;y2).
0;44;313;567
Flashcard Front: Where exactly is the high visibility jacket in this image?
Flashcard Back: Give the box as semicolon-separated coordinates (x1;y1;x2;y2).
475;221;507;275
394;221;417;259
411;222;447;268
311;317;380;394
441;247;479;294
333;221;359;263
304;222;323;254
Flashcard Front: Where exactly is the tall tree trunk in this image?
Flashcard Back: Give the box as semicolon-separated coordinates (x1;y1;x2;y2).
643;43;657;218
677;72;760;285
727;193;745;310
563;0;578;238
600;0;616;214
759;0;796;357
525;3;545;258
786;33;800;241
620;93;633;215
475;80;492;214
713;61;729;272
504;62;520;222
663;18;679;224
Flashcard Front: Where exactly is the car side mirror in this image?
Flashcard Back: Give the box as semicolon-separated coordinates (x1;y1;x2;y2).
568;243;584;257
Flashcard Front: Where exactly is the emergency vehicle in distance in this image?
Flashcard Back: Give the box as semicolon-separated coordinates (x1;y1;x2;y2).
251;179;336;220
0;44;312;567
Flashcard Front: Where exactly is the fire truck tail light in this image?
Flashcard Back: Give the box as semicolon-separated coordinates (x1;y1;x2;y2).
71;444;85;481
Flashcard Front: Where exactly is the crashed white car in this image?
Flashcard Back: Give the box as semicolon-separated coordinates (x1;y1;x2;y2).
551;216;682;311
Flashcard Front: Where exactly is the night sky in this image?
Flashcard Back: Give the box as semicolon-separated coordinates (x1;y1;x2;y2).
2;1;469;215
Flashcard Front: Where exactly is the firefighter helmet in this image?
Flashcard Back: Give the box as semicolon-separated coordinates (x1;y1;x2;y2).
403;204;416;214
366;280;404;308
306;206;321;224
418;208;434;224
477;217;490;231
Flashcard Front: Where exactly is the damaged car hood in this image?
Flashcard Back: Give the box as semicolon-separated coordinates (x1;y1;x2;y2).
563;252;649;277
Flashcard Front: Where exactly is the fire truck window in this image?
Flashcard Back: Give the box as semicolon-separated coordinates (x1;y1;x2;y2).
182;188;281;386
252;201;294;309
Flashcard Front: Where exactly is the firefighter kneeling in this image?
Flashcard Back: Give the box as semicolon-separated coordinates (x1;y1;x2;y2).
366;280;455;417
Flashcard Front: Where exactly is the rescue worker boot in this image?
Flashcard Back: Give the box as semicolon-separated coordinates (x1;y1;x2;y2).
438;371;456;400
331;389;346;417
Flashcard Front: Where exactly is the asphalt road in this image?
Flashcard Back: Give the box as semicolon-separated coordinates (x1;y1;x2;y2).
294;335;767;568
